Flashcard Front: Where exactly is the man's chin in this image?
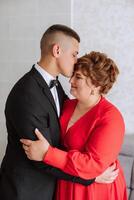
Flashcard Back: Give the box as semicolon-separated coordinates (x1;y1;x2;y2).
70;90;76;97
62;70;73;78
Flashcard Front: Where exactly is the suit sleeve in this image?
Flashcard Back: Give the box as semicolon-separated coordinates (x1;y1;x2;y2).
7;89;95;185
44;108;125;179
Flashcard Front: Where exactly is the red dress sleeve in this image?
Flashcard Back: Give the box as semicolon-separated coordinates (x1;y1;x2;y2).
44;103;125;179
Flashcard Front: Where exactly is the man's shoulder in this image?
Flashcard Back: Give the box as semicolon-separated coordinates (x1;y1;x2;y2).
11;68;39;92
6;68;41;104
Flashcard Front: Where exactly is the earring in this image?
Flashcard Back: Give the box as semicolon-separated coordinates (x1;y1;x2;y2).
91;90;94;95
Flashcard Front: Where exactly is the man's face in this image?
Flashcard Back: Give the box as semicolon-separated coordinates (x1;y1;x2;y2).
57;38;79;77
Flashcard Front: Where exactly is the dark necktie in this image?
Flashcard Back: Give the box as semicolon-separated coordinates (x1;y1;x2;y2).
49;77;59;89
49;77;60;115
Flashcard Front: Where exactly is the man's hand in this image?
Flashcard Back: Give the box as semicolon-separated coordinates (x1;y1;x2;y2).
95;163;119;184
20;129;50;161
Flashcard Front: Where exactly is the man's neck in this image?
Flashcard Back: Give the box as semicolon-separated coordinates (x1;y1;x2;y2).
38;57;59;78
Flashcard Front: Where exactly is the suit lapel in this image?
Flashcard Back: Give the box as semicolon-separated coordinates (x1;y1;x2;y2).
29;66;58;114
56;83;63;112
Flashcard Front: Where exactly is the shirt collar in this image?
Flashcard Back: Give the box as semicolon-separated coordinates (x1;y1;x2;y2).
34;63;55;86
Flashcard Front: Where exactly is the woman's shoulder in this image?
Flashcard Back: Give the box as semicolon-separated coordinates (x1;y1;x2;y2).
101;97;120;111
99;97;124;120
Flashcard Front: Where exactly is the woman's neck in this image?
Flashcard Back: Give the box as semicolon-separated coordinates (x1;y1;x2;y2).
77;95;101;111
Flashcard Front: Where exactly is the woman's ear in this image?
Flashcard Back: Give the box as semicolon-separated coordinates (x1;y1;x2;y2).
52;44;61;58
95;85;101;94
91;85;101;95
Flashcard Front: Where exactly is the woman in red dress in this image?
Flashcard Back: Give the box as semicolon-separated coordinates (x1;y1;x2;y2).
21;51;127;200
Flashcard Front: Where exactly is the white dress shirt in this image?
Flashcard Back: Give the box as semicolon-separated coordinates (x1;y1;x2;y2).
34;63;60;116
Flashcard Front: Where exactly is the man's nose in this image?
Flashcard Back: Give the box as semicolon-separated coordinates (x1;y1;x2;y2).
69;76;74;84
74;57;77;64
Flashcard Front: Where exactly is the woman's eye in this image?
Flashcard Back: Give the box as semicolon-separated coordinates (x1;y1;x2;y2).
76;76;82;79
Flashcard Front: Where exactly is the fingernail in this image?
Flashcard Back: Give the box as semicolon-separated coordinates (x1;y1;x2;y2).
35;128;39;132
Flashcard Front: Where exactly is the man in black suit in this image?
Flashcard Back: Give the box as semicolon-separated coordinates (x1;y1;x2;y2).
0;24;117;200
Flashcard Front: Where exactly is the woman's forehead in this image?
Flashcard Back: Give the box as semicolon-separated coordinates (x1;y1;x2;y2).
74;69;88;77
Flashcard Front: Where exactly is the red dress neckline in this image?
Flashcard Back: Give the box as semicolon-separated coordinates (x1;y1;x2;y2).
65;96;103;134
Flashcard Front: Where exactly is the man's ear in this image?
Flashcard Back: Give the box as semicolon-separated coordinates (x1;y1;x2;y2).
52;44;61;58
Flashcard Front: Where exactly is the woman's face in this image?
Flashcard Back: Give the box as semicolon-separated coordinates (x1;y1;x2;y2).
69;69;97;100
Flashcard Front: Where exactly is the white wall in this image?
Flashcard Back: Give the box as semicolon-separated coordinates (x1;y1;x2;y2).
72;0;134;134
0;0;71;162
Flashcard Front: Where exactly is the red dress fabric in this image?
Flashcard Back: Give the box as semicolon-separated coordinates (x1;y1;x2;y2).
44;97;127;200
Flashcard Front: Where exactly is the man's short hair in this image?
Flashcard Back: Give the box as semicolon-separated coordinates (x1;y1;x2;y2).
40;24;80;55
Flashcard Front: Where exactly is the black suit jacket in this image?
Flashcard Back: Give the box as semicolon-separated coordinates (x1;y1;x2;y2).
0;66;94;200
